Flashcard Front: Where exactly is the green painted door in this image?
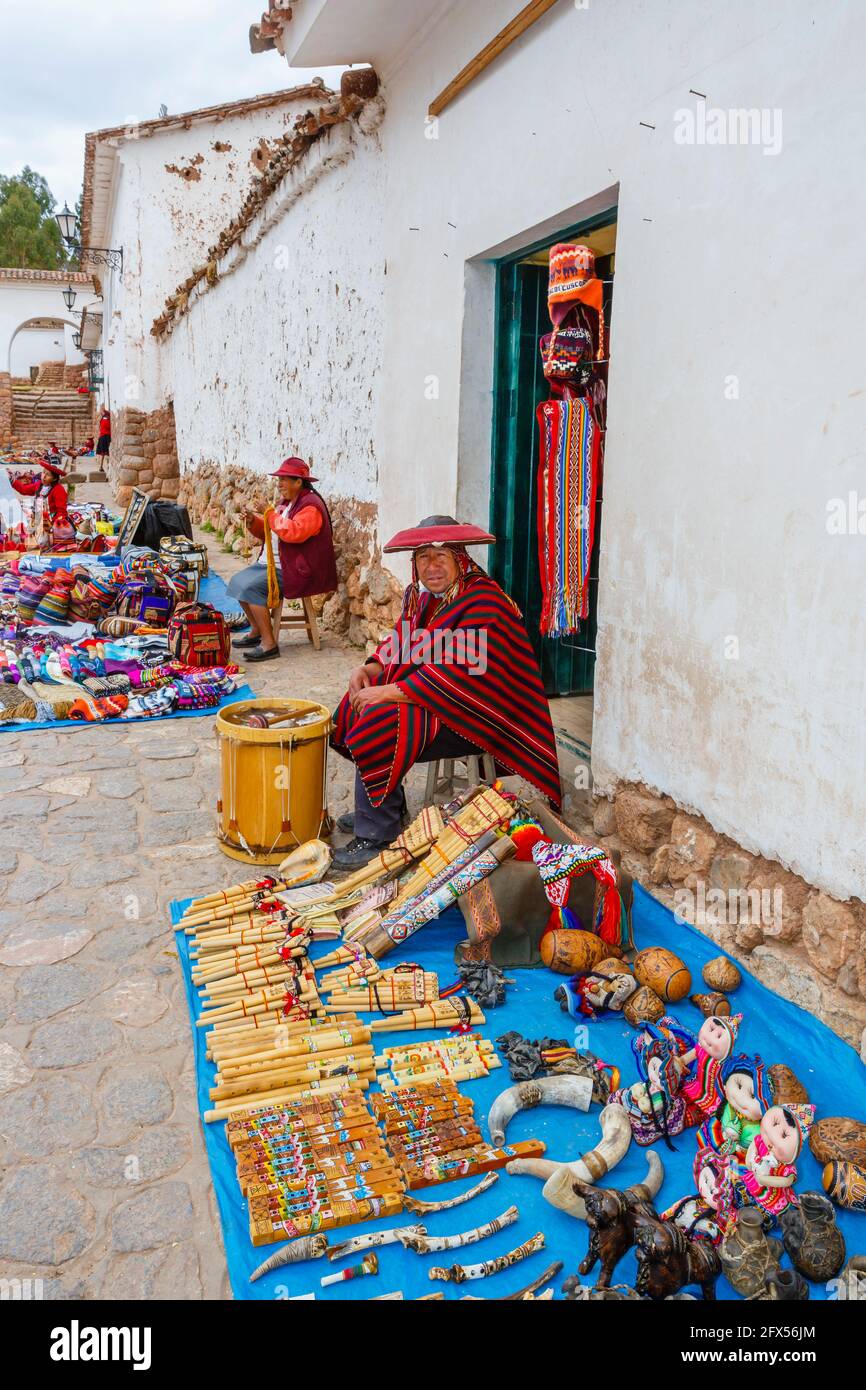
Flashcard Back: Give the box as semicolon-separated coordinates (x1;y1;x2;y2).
489;220;613;697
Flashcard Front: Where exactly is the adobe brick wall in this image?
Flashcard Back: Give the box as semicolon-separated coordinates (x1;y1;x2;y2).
0;373;12;446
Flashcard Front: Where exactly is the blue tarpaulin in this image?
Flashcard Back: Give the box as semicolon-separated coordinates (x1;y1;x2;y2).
173;882;866;1301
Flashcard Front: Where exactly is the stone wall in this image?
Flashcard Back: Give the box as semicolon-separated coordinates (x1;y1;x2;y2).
108;403;180;507
34;361;66;387
179;459;403;648
593;782;866;1054
62;364;88;389
0;372;12;446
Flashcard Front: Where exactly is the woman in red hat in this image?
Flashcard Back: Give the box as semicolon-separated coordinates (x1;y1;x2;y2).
228;457;337;661
10;457;71;545
331;514;561;867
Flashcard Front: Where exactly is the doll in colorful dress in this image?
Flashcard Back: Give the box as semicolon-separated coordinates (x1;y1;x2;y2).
721;1103;816;1226
697;1055;772;1159
607;1015;695;1146
661;1147;727;1246
678;1013;743;1122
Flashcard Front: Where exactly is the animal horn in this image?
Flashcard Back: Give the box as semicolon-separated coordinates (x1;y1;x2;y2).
506;1105;634;1220
248;1233;329;1282
486;1075;593;1146
624;1150;665;1203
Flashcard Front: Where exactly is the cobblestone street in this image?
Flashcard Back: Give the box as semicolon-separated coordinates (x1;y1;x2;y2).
0;498;361;1300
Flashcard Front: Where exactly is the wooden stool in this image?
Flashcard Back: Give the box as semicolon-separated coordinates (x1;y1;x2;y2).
423;752;497;806
269;595;321;650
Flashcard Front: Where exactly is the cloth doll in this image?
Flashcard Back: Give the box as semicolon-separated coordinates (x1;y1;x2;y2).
678;1013;743;1120
606;1015;696;1147
697;1055;772;1159
720;1103;816;1227
554;960;637;1019
661;1147;727;1247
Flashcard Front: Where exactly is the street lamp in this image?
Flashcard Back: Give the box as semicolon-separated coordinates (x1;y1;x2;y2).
62;285;77;312
54;203;123;273
72;331;81;351
55;203;78;244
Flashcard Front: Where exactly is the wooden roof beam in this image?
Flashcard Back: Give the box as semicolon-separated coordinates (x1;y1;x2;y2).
428;0;562;118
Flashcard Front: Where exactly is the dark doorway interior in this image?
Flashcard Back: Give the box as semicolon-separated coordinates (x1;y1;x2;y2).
489;210;616;700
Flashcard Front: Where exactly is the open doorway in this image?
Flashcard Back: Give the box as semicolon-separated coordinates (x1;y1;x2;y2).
489;206;617;779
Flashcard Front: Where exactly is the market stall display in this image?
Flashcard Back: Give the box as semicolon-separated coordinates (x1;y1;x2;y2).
0;551;253;729
171;790;866;1301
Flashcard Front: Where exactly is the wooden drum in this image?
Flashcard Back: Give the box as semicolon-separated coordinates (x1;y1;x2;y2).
216;698;332;865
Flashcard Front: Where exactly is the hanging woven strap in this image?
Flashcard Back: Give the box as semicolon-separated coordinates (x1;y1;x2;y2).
262;508;281;610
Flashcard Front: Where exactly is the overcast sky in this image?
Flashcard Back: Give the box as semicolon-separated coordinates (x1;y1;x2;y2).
0;0;343;211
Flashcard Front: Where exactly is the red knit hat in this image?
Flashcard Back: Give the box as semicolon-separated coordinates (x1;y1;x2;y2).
270;457;317;481
41;457;67;478
548;242;605;353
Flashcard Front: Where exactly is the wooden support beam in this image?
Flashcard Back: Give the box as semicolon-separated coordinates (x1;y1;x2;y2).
429;0;562;118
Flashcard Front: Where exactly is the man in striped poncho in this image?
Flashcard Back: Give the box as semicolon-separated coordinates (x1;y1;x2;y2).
331;515;561;868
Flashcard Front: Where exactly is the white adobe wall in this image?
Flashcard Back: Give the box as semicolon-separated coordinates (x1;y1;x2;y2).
10;328;65;376
163;115;385;504
0;281;79;375
101;98;332;412
362;0;865;898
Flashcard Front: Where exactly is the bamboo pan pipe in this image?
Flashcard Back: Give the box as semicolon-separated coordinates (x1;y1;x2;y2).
208;1017;365;1061
214;1027;372;1070
369;1000;485;1032
205;1076;364;1123
210;1060;376;1104
206;1012;362;1056
180;875;289;916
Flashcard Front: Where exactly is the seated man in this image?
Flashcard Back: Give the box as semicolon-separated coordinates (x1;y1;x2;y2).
331;514;562;867
228;457;337;662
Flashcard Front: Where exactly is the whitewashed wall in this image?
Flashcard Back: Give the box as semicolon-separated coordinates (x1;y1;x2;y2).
10;328;64;376
100;98;333;412
163;116;385;503
272;0;865;897
0;282;79;374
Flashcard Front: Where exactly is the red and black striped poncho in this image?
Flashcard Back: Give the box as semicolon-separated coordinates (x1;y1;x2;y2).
332;554;561;809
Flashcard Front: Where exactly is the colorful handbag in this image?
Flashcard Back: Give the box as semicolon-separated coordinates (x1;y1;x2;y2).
167;602;230;668
540;324;595;382
116;582;174;624
159;536;209;577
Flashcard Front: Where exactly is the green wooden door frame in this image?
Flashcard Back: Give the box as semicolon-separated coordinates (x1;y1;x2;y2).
488;205;617;695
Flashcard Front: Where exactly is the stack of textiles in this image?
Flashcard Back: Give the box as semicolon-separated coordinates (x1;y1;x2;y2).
0;621;241;726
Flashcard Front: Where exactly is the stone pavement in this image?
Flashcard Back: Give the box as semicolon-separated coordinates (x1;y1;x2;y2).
0;483;589;1300
0;495;364;1300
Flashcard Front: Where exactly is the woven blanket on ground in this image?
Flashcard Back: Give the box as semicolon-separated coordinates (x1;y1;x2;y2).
536;395;600;637
332;563;561;808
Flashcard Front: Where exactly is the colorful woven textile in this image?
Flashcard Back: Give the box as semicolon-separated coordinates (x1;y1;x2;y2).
332;551;561;808
536;396;599;637
381;842;510;948
531;837;629;947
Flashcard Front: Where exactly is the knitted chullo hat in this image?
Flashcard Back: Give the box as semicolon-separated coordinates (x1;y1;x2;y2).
34;585;71;625
717;1012;743;1054
17;575;52;623
547;243;605;352
719;1052;772;1113
782;1102;816;1155
693;1145;727;1192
